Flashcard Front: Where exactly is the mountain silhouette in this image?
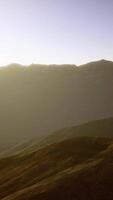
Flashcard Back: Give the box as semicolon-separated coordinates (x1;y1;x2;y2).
0;60;113;150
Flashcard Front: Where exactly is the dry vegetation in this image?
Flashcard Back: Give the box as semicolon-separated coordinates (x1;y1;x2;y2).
0;137;113;200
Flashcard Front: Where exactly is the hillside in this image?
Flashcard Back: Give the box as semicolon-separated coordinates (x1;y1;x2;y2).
39;117;113;147
0;60;113;149
1;117;113;157
0;137;113;200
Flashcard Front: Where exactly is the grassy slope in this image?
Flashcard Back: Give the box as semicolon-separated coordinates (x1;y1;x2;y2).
37;117;113;147
1;117;113;157
0;137;113;200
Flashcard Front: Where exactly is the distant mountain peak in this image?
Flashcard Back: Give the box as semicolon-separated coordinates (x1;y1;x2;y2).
98;59;113;64
79;59;113;69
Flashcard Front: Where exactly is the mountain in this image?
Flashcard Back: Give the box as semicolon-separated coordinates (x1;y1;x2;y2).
38;117;113;147
1;117;113;157
0;137;113;200
0;59;113;149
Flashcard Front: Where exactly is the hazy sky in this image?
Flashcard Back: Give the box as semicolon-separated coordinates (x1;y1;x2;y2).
0;0;113;66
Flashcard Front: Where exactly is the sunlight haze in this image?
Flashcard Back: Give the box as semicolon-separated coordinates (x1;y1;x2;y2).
0;0;113;66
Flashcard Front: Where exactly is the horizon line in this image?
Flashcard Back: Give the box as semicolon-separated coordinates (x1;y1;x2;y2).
0;58;113;68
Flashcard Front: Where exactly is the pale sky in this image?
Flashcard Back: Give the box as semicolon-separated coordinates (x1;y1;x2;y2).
0;0;113;66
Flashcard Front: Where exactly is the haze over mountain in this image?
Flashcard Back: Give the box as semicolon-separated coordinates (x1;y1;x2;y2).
37;117;113;148
0;59;113;199
0;59;113;150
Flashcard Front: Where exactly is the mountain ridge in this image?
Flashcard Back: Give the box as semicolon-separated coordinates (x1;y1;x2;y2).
0;59;113;150
0;59;113;69
1;117;113;157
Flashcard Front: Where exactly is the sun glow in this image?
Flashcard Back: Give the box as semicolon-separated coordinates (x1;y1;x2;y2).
0;0;113;67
